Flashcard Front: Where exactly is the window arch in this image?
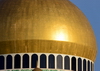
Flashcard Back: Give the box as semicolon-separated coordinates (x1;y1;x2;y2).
31;54;38;68
64;56;70;70
23;54;29;68
88;60;90;71
40;54;46;68
91;62;93;71
6;55;12;69
48;54;55;68
83;59;86;71
14;54;21;68
72;57;76;71
78;58;82;71
0;56;4;70
57;55;63;69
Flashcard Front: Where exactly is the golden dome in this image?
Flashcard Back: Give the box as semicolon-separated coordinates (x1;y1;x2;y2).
0;0;97;61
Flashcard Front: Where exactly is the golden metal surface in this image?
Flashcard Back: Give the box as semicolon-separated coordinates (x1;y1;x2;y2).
0;0;97;61
0;40;97;61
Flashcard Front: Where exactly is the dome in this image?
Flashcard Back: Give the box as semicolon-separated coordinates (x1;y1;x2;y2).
0;0;97;61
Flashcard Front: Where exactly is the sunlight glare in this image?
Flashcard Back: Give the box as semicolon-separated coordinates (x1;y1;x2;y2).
55;32;65;41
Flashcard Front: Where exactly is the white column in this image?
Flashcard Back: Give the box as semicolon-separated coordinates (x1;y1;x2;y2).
21;54;23;69
92;62;94;71
82;59;83;71
46;54;48;69
38;54;40;68
4;55;6;70
29;53;32;69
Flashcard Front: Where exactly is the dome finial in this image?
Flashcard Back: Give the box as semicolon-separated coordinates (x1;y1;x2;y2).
32;61;42;71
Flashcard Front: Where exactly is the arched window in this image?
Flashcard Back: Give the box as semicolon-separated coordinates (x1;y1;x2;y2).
40;54;46;68
0;56;4;70
57;55;63;69
83;59;86;71
91;62;92;71
72;57;76;71
64;56;70;70
23;54;29;68
78;58;82;71
14;54;21;68
6;55;12;69
31;54;38;68
48;54;55;68
88;60;90;71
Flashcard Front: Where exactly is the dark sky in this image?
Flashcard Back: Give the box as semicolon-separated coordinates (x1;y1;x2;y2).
70;0;100;71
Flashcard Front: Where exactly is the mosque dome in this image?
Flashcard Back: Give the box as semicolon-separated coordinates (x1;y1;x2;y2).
0;0;97;61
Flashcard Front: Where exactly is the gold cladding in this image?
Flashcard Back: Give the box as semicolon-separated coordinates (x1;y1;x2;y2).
0;0;97;61
0;40;97;61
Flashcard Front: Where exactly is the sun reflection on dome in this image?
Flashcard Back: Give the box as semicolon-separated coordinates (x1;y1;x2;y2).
56;33;65;41
54;31;68;41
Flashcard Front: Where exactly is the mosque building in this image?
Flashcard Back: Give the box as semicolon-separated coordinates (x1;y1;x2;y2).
0;0;97;71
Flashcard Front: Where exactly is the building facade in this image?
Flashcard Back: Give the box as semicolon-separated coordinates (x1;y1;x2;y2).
0;53;94;71
0;0;97;71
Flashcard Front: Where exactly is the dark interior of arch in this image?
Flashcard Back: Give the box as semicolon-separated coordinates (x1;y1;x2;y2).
72;57;76;71
23;54;29;68
40;54;46;68
64;56;70;69
14;54;21;68
0;56;4;70
78;58;82;71
6;55;12;69
88;61;90;71
83;59;86;71
49;54;55;68
57;55;63;69
31;54;38;68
